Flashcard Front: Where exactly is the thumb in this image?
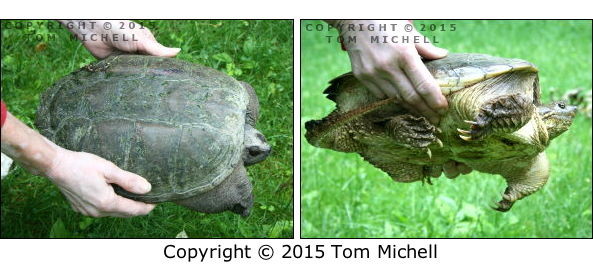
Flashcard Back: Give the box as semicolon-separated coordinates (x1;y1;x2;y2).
104;165;152;194
415;33;448;60
141;40;181;58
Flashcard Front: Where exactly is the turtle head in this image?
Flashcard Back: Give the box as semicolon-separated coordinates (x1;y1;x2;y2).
243;124;271;166
240;81;271;166
538;100;577;139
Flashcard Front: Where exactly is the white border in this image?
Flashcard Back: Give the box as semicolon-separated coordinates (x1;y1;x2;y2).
1;0;592;18
1;1;592;278
1;239;592;278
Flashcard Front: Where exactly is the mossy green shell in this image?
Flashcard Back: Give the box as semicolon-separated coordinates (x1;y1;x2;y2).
36;55;248;203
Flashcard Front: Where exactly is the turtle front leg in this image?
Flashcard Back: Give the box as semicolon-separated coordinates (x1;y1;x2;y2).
385;114;442;158
458;93;534;141
494;152;549;212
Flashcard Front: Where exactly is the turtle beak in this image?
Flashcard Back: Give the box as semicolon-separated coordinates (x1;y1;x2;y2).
567;105;577;117
245;139;271;166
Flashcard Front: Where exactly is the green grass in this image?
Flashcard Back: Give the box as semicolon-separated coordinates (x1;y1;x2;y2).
301;20;592;238
1;20;293;238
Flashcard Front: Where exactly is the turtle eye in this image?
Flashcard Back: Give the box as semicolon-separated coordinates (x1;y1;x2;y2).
558;102;566;109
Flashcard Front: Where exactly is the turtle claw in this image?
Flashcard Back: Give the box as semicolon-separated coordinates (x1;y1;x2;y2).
435;138;444;148
386;115;443;150
459;135;472;141
457;128;476;141
426;147;432;159
457;128;471;134
425;138;443;157
492;199;513;212
457;120;487;141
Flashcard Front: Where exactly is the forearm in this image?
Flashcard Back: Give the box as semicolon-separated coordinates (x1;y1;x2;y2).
0;112;59;176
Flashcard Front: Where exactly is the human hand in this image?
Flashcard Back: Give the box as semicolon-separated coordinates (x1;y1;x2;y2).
331;20;449;124
46;146;155;217
60;20;180;59
1;111;154;218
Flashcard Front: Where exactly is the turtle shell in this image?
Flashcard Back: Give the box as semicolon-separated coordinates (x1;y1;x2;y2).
427;53;538;95
35;55;248;203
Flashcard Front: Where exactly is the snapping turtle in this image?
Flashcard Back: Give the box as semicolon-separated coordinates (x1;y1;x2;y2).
305;53;576;211
36;55;271;216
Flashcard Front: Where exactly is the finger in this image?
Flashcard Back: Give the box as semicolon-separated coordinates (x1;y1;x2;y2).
414;31;448;60
391;70;441;124
456;162;473;174
106;205;155;218
106;196;156;216
140;40;180;58
104;212;133;218
70;204;85;215
87;209;106;218
102;206;135;218
69;202;85;215
373;76;399;100
400;53;448;115
141;27;157;40
104;164;152;194
77;203;103;217
359;79;386;99
443;161;460;179
79;209;92;217
376;73;419;115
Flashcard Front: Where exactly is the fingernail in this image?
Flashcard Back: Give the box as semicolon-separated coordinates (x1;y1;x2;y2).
141;181;152;192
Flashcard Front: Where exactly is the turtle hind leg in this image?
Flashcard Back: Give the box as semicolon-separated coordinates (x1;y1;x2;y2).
493;152;549;212
494;182;543;212
458;92;534;141
385;114;442;158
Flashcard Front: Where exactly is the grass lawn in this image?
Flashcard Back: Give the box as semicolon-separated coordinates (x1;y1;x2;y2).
1;20;293;238
301;20;592;238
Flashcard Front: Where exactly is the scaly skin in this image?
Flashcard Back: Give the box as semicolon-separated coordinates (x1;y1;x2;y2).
305;54;576;211
495;152;549;211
